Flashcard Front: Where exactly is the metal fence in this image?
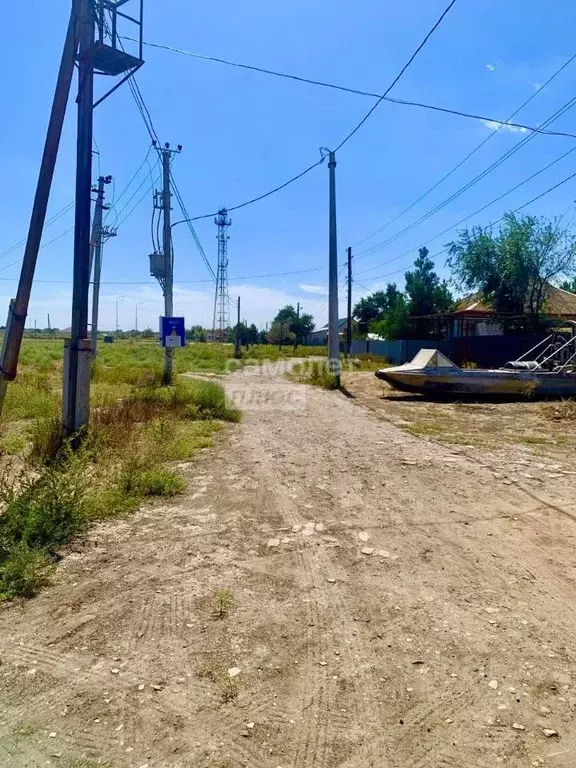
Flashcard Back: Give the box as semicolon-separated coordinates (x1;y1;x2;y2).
349;334;551;368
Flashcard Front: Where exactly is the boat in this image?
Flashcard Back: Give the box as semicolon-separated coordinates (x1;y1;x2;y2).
375;331;576;397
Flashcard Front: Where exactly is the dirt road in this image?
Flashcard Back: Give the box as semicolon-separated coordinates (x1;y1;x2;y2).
1;364;576;768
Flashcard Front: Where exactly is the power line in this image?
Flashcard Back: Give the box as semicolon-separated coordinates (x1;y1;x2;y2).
124;0;458;224
351;52;576;251
0;266;325;285
122;37;576;141
0;226;75;273
0;201;75;262
355;92;576;260
357;169;576;285
333;0;458;153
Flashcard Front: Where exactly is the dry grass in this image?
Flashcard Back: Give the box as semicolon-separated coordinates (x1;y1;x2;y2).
342;371;576;459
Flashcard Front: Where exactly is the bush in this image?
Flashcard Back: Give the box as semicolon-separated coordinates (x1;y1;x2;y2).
0;544;54;599
290;361;339;390
119;464;185;497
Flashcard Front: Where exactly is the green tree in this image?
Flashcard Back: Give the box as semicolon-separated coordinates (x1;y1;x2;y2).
270;305;315;348
186;325;206;342
370;294;409;340
353;290;392;335
404;247;453;338
447;213;576;330
560;277;576;293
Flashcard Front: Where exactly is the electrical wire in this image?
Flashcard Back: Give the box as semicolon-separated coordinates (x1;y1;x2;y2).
0;266;326;285
333;0;458;153
357;170;576;286
355;92;576;261
122;37;576;140
0;226;75;273
351;52;576;249
105;145;154;222
114;173;161;229
357;142;576;276
0;201;75;262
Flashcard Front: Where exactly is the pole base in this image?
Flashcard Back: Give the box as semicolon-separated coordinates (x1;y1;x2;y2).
62;338;93;435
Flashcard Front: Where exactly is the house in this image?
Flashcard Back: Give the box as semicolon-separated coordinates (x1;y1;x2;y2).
449;284;576;337
306;318;349;345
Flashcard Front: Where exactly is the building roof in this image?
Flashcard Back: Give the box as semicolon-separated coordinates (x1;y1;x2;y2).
453;284;576;317
318;318;349;330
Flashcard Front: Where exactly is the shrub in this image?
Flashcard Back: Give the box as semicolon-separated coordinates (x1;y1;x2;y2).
119;463;185;497
0;544;54;599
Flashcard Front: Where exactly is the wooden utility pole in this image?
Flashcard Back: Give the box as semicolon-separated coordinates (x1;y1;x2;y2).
234;296;241;359
346;246;353;357
0;6;77;417
328;151;341;386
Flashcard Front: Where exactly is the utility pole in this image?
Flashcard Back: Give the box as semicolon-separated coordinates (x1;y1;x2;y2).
62;0;96;435
150;143;181;384
327;150;341;386
62;0;144;435
0;6;77;418
47;314;52;333
89;175;115;354
135;302;144;332
234;296;241;359
293;301;300;352
346;246;353;357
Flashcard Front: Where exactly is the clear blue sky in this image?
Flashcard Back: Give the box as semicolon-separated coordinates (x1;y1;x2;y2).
1;0;576;331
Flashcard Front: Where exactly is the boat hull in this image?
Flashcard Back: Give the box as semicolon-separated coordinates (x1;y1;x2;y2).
375;368;576;397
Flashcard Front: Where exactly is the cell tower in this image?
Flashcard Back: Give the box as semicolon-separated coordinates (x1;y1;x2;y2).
212;208;232;341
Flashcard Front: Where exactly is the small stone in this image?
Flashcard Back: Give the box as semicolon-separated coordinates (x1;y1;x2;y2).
445;718;453;724
327;578;336;583
267;539;280;548
240;730;250;738
137;684;145;691
488;680;499;690
49;732;57;738
319;661;327;666
246;722;255;729
110;668;120;675
542;728;558;738
376;549;391;558
115;724;124;732
292;524;302;533
512;723;525;731
358;532;370;542
228;667;241;677
406;687;414;692
315;523;326;532
151;684;163;691
361;547;375;555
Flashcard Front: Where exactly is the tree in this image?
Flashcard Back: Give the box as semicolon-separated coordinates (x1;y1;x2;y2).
186;325;206;342
268;321;295;347
370;293;409;340
353;290;392;335
447;213;576;330
270;305;315;347
560;277;576;293
404;247;453;338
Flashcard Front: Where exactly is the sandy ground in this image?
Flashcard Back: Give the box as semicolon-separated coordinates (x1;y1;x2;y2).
1;363;576;767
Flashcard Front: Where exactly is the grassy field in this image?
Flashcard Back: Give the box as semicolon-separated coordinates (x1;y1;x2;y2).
289;353;392;390
0;338;324;601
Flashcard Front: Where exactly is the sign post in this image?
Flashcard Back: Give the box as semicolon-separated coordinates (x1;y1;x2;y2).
160;316;186;351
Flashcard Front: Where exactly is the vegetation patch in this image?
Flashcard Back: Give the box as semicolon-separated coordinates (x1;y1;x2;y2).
289;361;339;390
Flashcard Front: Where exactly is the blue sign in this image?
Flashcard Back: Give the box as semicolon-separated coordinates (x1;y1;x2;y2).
160;316;186;348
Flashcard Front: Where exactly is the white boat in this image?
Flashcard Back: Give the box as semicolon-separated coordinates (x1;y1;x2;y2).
375;333;576;398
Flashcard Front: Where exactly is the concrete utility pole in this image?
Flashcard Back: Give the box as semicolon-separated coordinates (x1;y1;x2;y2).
90;175;115;354
62;0;96;436
0;6;77;418
327;150;341;386
293;301;300;352
135;302;145;332
162;146;173;383
234;296;241;359
115;296;124;332
346;246;353;357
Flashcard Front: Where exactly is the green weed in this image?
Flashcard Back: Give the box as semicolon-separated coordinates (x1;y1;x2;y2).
212;588;234;619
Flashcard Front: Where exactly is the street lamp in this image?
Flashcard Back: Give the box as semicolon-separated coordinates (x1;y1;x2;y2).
116;296;125;332
135;302;145;332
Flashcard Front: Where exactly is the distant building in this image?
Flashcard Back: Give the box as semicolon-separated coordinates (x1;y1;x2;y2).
306;318;349;345
449;285;576;337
